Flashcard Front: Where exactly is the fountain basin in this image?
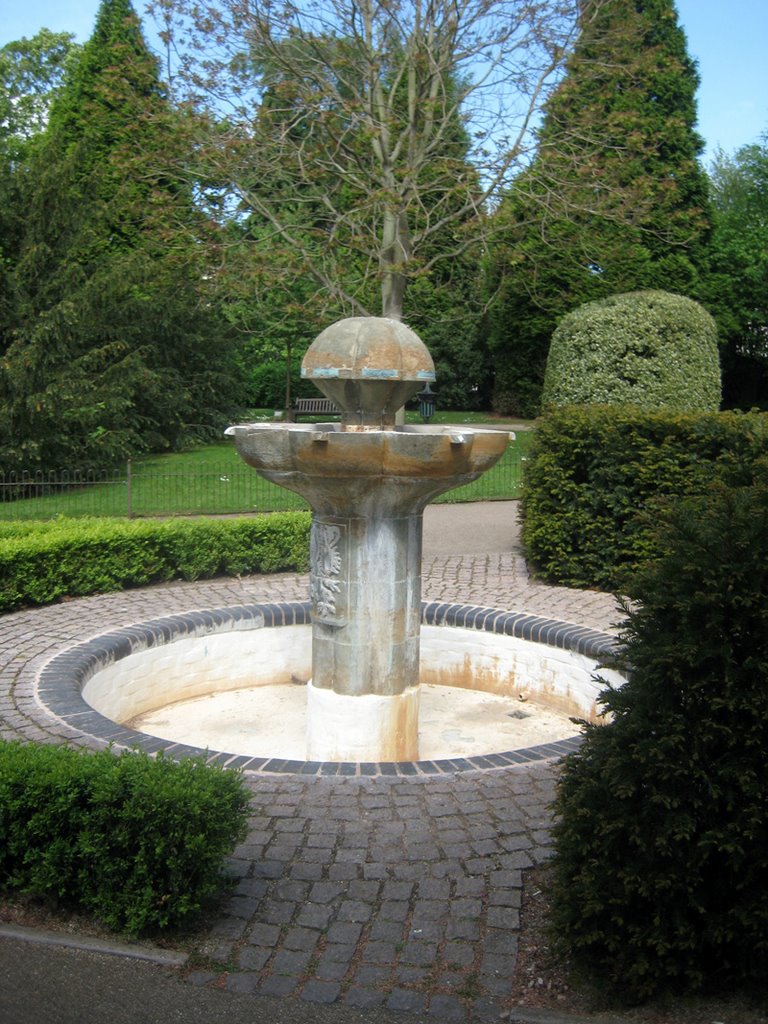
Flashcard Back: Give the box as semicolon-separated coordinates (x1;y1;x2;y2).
225;423;511;515
37;601;624;773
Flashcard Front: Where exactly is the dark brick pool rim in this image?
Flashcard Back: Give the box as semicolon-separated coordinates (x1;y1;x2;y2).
37;601;618;776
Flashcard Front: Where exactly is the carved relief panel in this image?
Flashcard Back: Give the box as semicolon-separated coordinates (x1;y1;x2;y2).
310;519;348;626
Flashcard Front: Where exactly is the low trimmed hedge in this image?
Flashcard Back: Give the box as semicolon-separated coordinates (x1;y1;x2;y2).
0;741;250;935
521;406;768;591
0;513;311;611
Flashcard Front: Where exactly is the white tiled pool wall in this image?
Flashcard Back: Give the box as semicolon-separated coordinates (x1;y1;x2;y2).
83;622;623;726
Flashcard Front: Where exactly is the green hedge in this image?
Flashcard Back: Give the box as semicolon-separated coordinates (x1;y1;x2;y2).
0;742;250;935
550;481;768;1001
0;513;311;611
521;406;768;591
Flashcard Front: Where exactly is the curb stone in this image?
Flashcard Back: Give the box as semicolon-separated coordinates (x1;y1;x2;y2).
0;923;188;967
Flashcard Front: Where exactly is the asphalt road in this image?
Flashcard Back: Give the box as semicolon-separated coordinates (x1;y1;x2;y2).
422;501;520;557
0;935;593;1024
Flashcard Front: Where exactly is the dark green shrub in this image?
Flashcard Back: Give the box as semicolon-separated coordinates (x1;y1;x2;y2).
0;513;311;611
542;291;721;412
550;481;768;1001
0;742;250;935
521;406;768;590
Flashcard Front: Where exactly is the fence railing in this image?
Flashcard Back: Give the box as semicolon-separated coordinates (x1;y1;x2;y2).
0;443;524;521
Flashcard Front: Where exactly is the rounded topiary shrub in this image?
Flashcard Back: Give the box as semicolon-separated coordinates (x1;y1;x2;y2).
549;480;768;1002
542;290;721;411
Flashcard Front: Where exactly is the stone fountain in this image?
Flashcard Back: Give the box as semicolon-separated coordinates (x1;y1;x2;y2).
226;317;510;762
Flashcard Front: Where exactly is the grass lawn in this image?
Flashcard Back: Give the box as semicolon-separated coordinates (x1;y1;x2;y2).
0;413;534;520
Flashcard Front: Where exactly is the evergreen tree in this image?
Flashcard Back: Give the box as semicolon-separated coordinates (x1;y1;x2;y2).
550;478;768;999
0;0;239;473
487;0;712;417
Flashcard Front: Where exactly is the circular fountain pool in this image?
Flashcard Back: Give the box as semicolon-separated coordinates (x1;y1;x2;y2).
37;600;623;774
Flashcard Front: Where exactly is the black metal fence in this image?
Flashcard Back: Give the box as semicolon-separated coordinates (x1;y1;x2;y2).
0;443;525;521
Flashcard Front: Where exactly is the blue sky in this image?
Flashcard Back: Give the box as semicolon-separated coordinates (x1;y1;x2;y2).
2;1;766;165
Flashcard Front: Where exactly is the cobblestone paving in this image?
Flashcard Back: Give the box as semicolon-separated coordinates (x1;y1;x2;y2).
202;764;557;1021
0;548;621;1020
422;553;620;633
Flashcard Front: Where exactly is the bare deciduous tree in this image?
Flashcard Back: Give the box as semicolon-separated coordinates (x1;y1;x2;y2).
151;0;603;320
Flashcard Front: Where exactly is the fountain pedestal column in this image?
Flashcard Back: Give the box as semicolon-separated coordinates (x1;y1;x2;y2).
227;317;510;762
307;510;422;761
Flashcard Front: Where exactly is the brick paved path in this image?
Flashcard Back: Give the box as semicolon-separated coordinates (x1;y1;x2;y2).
0;523;620;1021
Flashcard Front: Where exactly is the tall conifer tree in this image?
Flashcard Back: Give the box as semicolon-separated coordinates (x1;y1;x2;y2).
487;0;712;417
0;0;238;472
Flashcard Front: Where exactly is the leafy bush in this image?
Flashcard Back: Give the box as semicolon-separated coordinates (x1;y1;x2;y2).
542;290;721;412
241;354;313;409
0;513;311;611
550;481;768;1001
0;742;250;935
521;406;768;590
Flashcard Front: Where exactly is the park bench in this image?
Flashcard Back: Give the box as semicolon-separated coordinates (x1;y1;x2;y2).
287;397;341;421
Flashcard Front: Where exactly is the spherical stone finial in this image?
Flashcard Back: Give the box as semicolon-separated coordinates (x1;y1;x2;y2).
302;317;436;429
304;317;435;381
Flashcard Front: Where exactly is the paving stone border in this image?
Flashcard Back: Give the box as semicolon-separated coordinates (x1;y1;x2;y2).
36;600;617;776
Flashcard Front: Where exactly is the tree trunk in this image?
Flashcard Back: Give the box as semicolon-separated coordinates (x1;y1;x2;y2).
284;337;292;411
380;208;411;322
